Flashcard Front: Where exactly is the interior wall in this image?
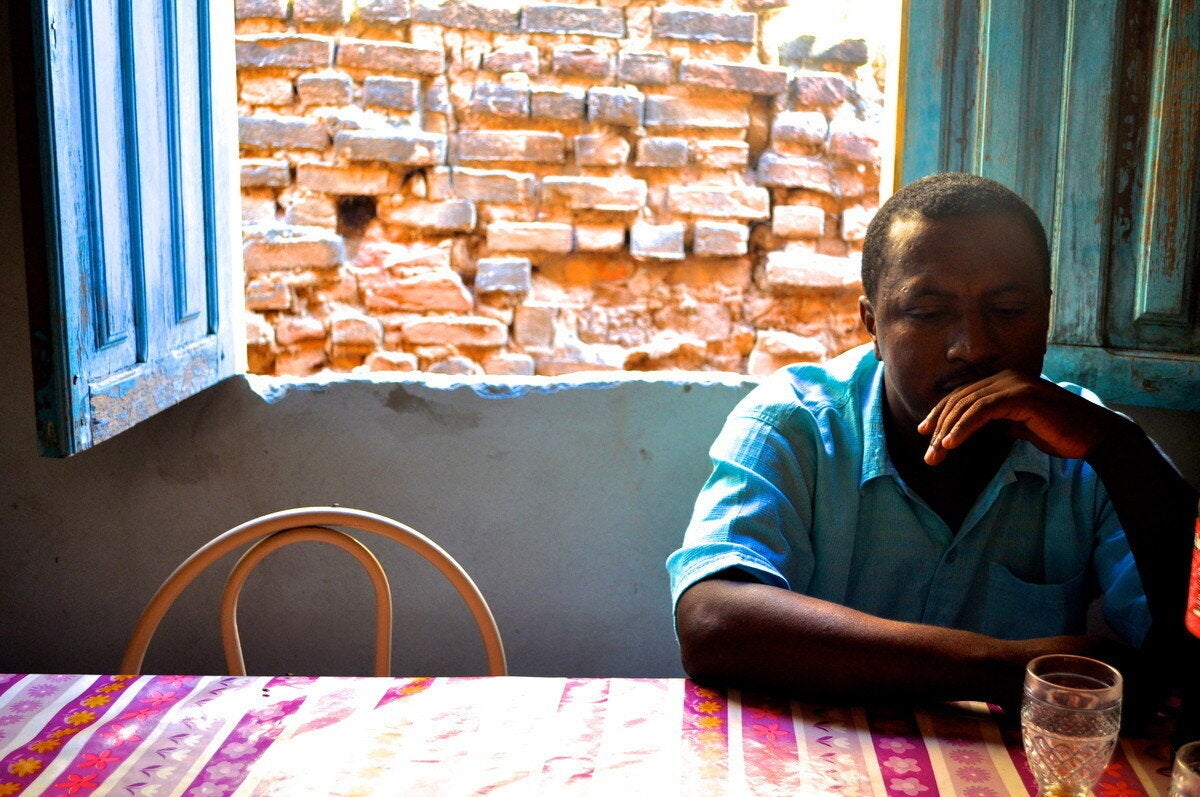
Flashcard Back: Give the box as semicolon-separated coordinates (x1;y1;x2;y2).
1;8;1196;678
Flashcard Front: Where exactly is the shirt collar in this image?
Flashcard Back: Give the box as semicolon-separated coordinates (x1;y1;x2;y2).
859;362;1052;489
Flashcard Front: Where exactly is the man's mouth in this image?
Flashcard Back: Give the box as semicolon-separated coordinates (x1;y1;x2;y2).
934;369;994;395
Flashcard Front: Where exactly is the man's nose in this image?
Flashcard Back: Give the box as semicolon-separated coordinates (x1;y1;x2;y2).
946;313;1000;363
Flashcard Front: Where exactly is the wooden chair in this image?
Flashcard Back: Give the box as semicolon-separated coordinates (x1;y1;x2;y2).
120;506;507;676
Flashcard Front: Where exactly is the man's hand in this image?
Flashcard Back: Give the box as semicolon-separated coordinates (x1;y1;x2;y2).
917;371;1126;466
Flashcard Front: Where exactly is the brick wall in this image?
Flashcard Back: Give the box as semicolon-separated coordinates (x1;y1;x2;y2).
236;0;883;377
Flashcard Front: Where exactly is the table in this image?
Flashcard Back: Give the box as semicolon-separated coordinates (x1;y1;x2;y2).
0;673;1176;795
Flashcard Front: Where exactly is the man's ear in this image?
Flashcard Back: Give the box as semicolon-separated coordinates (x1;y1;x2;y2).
859;296;882;359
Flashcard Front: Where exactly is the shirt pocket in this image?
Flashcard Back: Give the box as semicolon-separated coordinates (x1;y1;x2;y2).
981;562;1089;640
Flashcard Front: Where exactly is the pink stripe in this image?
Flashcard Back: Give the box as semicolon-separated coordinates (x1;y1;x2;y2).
374;676;434;709
865;705;940;797
537;677;609;787
44;675;202;797
739;689;802;791
178;675;316;797
0;675;136;796
0;675;86;752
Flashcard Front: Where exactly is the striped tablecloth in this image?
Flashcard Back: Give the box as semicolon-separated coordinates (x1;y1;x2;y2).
0;673;1176;795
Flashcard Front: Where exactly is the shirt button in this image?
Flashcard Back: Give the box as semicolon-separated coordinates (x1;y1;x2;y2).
946;549;958;563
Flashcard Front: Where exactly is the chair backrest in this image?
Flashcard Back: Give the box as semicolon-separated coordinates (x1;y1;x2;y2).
120;506;507;677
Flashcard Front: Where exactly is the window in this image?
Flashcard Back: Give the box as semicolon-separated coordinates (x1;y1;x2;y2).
16;0;241;456
18;0;1199;457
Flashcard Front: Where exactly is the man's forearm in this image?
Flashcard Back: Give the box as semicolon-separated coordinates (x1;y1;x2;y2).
675;575;1110;708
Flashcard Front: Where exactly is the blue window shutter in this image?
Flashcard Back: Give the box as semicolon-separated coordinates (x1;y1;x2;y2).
898;0;1200;411
24;0;242;456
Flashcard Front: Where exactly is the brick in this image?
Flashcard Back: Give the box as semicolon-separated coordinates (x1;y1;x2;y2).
624;332;708;370
377;198;477;232
329;308;383;348
551;44;611;79
359;0;412;25
679;59;788;95
240;76;294;106
475;257;532;294
296;162;399;194
412;0;520;32
521;5;625;37
635;137;689;167
574;224;625;251
279;188;337;226
275;315;327;345
293;0;347;23
484;44;538;74
828;127;879;165
363;76;421;111
772;111;828;147
667;185;770;220
360;269;473;312
693;221;749;256
403;316;508;346
841;205;875;242
812;38;870;67
772;204;825;238
756;151;835;193
471;83;530;117
427;355;484;375
365;350;419;371
333;129;447;165
437;167;536;203
236;34;334;69
617;51;675;85
455;130;566;164
652;8;757;44
337;39;444;75
693;140;749;169
240;115;330;151
275;345;327;376
514;302;558;347
242;225;345;272
241;158;291;188
483;353;535;376
246;276;292;310
587;87;644;127
790;71;853;109
573;134;630;167
748;329;826;376
644;95;749;129
486;222;573;252
530;87;586;120
763;249;859;291
630;221;685;260
425;78;453;114
297;71;353;106
541;176;646;212
236;0;288;19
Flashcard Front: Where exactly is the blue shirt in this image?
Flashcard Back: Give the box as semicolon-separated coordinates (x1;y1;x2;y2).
667;344;1150;645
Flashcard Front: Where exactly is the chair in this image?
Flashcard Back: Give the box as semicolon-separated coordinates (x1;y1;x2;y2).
120;506;507;676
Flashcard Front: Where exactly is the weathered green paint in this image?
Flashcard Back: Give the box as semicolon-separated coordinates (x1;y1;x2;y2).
903;0;1200;411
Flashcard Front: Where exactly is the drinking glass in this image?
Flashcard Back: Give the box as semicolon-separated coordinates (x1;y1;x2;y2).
1021;654;1123;797
1169;741;1200;797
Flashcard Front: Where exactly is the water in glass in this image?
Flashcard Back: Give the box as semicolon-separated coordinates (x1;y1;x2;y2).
1021;657;1122;797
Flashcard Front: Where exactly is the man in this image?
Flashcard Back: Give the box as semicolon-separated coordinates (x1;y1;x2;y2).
668;173;1197;711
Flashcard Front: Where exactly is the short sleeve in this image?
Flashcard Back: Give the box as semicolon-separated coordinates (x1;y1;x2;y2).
666;405;821;610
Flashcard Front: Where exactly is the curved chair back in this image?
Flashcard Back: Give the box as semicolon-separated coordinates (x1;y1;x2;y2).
120;506;506;677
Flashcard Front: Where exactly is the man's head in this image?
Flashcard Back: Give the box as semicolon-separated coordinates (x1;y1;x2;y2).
861;172;1051;302
858;173;1053;435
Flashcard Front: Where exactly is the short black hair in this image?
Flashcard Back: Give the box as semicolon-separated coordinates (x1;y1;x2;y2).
860;172;1051;300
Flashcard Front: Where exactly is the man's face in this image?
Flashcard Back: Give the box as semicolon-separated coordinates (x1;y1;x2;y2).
859;211;1051;434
